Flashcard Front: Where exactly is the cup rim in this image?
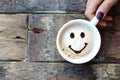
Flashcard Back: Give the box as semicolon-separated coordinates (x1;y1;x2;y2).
56;19;101;64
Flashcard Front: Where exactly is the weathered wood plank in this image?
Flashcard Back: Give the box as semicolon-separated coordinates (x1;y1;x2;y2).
0;0;86;13
28;14;120;62
0;62;120;80
28;14;85;61
0;0;119;14
0;14;27;60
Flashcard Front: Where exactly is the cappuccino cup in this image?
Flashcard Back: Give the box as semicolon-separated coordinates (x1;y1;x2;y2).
56;12;103;64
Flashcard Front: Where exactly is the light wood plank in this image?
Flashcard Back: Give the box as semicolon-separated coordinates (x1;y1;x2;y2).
0;14;27;60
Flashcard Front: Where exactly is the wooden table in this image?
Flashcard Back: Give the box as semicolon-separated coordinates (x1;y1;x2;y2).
0;0;120;80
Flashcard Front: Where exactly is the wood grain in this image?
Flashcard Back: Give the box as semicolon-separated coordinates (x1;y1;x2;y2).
28;14;85;61
28;14;120;62
94;30;120;62
0;0;119;14
0;0;119;80
0;62;120;80
0;14;27;60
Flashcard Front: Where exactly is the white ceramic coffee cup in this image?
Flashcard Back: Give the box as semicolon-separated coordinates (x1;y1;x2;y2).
56;13;102;64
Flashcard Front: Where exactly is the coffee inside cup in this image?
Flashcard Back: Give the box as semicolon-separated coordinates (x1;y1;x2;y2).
58;20;95;60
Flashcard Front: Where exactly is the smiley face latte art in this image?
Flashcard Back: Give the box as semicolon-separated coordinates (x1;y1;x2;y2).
60;25;94;59
68;32;88;54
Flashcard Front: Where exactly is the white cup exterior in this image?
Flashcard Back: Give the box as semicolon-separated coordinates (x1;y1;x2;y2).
56;19;101;64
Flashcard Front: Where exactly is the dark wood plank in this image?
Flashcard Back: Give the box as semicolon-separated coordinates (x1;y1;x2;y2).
0;62;120;80
28;14;120;62
0;14;27;60
94;30;120;62
0;0;119;14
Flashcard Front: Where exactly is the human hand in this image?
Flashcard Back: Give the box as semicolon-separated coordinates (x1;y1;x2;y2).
85;0;118;26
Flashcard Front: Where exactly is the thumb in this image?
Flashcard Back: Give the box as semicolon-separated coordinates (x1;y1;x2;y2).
96;0;118;18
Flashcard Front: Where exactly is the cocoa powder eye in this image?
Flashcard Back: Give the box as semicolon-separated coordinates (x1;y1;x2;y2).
70;32;75;39
80;32;85;38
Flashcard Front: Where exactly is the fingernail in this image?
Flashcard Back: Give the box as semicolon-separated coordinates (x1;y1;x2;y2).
97;12;104;20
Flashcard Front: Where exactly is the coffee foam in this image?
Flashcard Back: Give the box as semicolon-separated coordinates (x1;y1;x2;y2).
59;25;94;60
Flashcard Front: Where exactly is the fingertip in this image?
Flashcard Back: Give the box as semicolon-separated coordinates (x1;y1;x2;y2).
98;21;107;27
85;12;95;20
104;15;113;21
97;12;104;20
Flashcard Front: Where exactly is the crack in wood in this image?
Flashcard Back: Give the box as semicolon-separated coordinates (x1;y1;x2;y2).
28;28;45;33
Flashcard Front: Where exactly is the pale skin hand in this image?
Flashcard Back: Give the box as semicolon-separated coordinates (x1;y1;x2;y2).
85;0;118;26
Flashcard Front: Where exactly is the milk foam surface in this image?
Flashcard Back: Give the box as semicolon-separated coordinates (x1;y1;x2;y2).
59;25;94;60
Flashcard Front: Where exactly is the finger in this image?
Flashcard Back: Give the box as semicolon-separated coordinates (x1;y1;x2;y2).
85;0;103;20
97;15;113;27
96;0;118;18
98;21;107;27
102;15;112;21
